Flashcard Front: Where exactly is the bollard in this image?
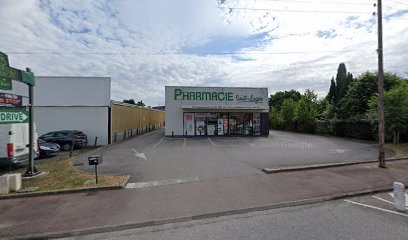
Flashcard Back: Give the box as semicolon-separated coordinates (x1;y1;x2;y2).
172;131;174;137
393;182;406;212
94;136;98;146
69;142;74;158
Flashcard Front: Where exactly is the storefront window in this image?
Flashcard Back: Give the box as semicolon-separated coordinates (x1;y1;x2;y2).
195;113;207;136
229;113;243;135
243;113;253;136
184;113;195;136
206;113;218;136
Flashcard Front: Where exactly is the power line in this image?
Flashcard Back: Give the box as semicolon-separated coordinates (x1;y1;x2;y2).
5;49;370;56
218;6;372;14
257;0;372;5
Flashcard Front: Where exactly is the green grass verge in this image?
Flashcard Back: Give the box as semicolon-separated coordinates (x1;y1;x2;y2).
19;159;127;192
385;143;408;158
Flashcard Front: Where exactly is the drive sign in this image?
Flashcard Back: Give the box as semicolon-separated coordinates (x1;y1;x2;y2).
0;109;29;124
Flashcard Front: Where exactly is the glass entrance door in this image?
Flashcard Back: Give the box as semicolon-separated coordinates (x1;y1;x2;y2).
229;113;243;135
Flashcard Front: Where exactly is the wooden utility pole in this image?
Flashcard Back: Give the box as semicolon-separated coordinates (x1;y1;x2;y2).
377;0;386;168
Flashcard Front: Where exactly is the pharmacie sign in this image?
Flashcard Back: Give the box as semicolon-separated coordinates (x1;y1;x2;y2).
174;88;264;104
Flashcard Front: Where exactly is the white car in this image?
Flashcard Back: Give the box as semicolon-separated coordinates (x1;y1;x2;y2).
0;123;39;166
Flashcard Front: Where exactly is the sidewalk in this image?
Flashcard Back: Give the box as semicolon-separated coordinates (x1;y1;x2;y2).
1;160;408;239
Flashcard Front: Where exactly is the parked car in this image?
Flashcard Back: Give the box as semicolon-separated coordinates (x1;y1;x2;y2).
39;130;88;151
0;123;39;166
38;139;60;158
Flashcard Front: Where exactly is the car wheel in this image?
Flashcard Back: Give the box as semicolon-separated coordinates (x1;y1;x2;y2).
62;143;72;151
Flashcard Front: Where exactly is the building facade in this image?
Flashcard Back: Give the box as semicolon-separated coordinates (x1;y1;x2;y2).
165;86;269;137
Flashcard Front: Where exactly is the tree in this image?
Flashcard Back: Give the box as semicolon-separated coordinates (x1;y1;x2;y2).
295;89;318;133
280;99;297;130
123;99;136;104
269;90;301;110
337;72;401;120
326;77;336;103
136;100;145;107
368;81;408;144
335;63;348;102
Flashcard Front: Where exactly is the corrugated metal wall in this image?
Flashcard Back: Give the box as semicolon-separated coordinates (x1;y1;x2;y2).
111;102;165;143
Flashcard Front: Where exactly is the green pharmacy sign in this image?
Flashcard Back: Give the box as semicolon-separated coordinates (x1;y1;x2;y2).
0;52;36;90
0;109;30;124
0;52;12;90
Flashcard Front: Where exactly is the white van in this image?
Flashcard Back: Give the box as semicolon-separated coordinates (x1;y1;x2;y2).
0;123;39;166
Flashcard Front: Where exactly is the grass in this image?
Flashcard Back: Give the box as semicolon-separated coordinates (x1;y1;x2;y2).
385;143;408;158
18;159;127;192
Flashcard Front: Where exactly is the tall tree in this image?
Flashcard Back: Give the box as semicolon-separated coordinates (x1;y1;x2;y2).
335;63;348;102
327;77;336;103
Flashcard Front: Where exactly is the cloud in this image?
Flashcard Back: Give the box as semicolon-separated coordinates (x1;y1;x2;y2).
0;0;407;106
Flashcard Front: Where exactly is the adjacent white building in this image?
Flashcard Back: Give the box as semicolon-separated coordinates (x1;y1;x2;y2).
165;86;269;137
7;77;111;145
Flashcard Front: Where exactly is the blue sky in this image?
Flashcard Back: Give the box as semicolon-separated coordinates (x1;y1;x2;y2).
0;0;407;106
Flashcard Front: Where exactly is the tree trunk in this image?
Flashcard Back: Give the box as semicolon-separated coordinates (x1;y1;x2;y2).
397;131;400;145
393;131;397;144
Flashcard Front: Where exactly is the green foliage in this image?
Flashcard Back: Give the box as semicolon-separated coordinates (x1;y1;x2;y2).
123;99;136;104
136;100;145;106
280;98;297;130
335;63;348;102
269;107;282;130
327;78;336;103
337;72;402;120
368;81;408;143
269;90;301;110
295;89;318;133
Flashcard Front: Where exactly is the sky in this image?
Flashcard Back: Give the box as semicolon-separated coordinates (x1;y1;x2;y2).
1;0;407;106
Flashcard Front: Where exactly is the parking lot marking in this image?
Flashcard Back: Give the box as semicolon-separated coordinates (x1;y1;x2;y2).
125;176;200;189
153;138;165;149
373;195;395;206
344;199;408;217
208;137;216;146
131;148;147;160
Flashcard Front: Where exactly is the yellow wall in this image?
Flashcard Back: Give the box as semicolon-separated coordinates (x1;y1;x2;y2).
111;103;165;133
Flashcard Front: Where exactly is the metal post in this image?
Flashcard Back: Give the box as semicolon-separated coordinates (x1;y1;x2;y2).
95;165;98;184
24;68;38;177
377;0;386;168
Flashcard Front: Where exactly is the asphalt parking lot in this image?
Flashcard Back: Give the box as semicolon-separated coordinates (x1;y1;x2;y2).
74;129;386;184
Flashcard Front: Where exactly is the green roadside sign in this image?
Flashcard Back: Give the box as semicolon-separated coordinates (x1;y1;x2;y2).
0;52;36;90
0;109;29;124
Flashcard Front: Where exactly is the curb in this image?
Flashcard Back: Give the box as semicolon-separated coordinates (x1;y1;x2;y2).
262;157;408;174
7;184;404;240
0;175;130;200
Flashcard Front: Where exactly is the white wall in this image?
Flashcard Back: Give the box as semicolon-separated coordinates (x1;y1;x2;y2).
3;76;111;107
35;107;109;145
2;76;111;145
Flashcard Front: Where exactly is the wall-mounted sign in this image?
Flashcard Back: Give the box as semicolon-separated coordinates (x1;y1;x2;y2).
0;93;22;108
0;109;29;124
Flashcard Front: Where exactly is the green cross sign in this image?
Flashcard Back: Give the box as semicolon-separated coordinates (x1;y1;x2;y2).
0;52;35;90
0;109;30;124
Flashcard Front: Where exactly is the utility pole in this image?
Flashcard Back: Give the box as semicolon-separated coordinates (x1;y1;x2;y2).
376;0;386;168
24;67;38;176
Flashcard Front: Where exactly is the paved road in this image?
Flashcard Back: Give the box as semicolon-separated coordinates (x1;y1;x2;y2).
75;129;384;183
61;192;408;240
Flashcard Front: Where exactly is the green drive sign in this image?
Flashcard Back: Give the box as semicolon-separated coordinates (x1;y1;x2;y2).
0;109;29;124
174;88;234;101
